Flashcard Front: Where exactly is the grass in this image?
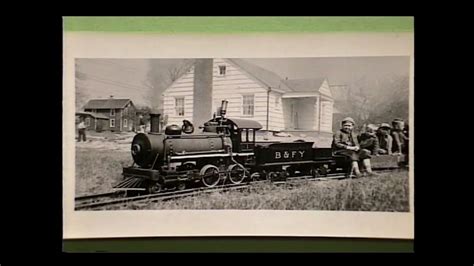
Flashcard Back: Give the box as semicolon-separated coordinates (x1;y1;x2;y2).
75;147;133;196
113;171;409;212
76;146;409;212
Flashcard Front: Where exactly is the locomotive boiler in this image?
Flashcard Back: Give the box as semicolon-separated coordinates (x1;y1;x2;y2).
130;128;233;169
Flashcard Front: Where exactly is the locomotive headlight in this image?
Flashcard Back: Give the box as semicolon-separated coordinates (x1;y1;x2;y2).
131;144;141;156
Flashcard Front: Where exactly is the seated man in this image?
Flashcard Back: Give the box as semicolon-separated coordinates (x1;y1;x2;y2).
332;117;377;177
391;119;408;155
358;124;380;156
377;123;393;155
402;124;409;155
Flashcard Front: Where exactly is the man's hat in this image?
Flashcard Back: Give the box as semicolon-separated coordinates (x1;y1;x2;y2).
379;123;391;129
341;117;355;125
367;124;378;131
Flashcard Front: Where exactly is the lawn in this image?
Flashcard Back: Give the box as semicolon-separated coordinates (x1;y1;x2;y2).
75;147;133;196
76;145;410;212
112;170;410;212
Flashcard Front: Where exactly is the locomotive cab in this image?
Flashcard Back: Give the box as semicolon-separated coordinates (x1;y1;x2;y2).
203;117;262;153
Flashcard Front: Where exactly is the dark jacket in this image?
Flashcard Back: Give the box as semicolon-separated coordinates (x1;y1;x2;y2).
332;129;359;151
392;130;408;154
377;133;393;154
358;133;380;155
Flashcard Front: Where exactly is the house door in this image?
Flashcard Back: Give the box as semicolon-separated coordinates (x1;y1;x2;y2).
96;120;103;132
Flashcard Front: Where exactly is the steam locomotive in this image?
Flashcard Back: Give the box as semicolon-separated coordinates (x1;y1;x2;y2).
119;100;352;193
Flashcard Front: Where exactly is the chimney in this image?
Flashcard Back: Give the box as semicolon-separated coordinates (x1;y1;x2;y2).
193;59;213;129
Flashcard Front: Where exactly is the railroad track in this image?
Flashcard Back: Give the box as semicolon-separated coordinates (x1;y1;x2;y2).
75;183;255;210
75;168;402;210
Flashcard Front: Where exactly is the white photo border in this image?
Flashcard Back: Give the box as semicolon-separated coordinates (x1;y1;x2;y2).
63;32;414;239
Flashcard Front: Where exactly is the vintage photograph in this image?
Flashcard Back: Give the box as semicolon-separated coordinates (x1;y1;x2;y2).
74;56;410;212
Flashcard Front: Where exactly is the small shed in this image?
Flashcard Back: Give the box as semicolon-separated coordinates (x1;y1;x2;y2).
76;111;110;132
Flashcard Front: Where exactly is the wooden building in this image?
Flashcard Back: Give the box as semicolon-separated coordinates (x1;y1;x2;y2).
75;111;109;132
162;58;334;137
82;97;137;132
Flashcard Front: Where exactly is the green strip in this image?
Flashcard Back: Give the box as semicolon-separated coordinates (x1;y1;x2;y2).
63;17;413;33
63;237;413;253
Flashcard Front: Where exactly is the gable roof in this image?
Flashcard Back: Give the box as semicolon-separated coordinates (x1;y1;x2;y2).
83;98;132;110
226;59;293;93
284;78;327;92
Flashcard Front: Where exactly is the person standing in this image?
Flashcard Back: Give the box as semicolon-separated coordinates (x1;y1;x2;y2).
78;117;86;142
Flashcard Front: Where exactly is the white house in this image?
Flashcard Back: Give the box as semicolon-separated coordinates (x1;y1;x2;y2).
162;58;334;137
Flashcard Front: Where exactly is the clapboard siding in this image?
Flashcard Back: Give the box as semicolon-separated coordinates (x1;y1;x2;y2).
161;58;332;133
268;91;285;130
163;67;195;126
211;59;272;128
320;100;333;133
319;79;332;97
313;97;320;131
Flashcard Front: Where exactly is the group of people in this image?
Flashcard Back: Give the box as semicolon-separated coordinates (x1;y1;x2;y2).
332;117;409;177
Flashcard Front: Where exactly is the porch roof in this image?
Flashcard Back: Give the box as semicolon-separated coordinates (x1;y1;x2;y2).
282;92;333;101
76;111;110;120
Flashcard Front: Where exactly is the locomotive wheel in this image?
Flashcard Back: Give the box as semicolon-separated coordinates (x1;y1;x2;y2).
310;168;319;178
200;165;221;187
250;172;261;181
147;182;162;194
228;164;247;184
266;172;278;181
176;182;186;191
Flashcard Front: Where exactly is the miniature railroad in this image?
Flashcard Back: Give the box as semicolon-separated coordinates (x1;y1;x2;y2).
75;168;400;210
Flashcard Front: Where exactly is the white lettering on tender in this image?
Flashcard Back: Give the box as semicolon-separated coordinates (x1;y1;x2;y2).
275;152;281;159
275;150;307;159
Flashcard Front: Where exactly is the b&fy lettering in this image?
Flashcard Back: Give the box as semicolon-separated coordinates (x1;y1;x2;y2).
274;150;305;159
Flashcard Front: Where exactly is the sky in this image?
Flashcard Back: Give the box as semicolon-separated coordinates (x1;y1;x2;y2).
75;56;410;108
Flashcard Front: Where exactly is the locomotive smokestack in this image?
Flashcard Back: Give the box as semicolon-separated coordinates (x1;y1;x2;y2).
220;100;228;117
149;112;161;133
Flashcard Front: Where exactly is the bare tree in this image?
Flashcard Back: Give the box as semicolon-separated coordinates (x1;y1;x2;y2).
335;74;409;128
144;59;195;110
167;59;195;83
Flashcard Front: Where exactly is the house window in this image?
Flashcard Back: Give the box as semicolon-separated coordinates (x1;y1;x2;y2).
123;119;128;128
242;95;254;116
175;97;185;116
110;119;115;128
218;65;226;76
85;117;91;127
110;109;115;116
